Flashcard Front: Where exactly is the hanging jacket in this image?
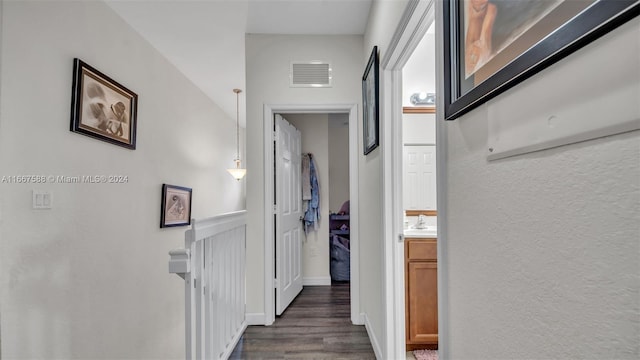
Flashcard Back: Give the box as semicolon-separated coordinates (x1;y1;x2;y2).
302;154;312;200
303;154;320;233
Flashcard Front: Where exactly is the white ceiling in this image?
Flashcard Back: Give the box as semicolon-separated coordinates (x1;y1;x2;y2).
106;0;373;127
247;0;372;35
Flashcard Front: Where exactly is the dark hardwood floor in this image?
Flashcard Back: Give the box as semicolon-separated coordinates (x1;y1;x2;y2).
230;283;376;359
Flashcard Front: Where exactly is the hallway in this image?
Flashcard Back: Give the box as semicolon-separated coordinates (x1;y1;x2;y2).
230;284;375;359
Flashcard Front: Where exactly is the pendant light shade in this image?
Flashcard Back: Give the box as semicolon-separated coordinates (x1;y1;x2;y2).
227;159;246;180
227;88;246;180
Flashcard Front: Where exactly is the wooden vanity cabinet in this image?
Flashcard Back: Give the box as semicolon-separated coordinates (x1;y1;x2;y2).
405;238;438;350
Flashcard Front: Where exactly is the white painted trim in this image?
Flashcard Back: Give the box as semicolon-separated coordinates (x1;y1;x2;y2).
435;2;449;359
263;104;361;327
245;313;266;326
189;210;247;240
221;321;247;359
302;277;332;286
364;313;383;360
380;67;397;360
0;0;3;131
381;0;437;359
263;104;276;326
391;67;408;360
382;0;435;69
347;104;362;326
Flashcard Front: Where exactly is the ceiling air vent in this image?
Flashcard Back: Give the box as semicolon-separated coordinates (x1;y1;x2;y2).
290;61;332;88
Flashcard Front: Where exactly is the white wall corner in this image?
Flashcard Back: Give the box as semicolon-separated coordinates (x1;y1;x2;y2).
245;313;267;326
364;313;383;360
302;277;332;286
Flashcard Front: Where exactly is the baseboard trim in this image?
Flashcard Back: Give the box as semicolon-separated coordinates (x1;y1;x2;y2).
221;321;247;359
245;312;266;326
352;312;365;325
363;313;383;360
303;276;332;286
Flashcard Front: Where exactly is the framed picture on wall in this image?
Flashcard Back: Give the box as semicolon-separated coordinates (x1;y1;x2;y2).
160;184;192;228
362;46;379;155
443;0;639;120
70;58;138;149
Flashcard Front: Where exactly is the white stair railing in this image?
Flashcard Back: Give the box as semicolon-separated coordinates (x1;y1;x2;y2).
169;210;247;360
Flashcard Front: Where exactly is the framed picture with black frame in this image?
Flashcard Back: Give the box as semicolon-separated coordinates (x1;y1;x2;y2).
70;58;138;149
362;46;379;155
160;184;192;228
443;0;639;120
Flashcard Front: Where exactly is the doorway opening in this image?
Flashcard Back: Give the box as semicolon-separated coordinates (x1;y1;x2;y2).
262;104;361;326
401;20;438;356
284;113;351;287
377;0;443;358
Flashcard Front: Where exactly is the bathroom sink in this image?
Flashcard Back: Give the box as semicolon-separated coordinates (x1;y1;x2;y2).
404;227;437;238
410;225;437;231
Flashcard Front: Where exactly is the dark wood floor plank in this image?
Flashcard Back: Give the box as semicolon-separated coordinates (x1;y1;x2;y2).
230;283;376;359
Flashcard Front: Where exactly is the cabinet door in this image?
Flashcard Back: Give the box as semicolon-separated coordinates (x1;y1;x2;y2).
407;262;438;344
403;145;436;210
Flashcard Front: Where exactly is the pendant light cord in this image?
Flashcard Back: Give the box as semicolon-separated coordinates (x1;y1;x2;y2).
234;89;242;161
227;88;246;180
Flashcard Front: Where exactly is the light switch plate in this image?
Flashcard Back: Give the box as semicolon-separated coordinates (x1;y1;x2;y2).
32;190;52;209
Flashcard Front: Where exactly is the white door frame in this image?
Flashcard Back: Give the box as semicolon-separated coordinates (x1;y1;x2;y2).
380;0;442;359
263;103;361;326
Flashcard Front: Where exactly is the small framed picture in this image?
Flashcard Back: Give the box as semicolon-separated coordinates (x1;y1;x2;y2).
362;46;379;155
70;58;138;149
160;184;192;228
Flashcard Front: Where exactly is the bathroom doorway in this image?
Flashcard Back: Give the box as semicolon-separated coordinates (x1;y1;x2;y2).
401;21;439;356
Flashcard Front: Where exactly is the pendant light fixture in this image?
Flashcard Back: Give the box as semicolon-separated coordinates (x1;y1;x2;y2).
227;88;246;180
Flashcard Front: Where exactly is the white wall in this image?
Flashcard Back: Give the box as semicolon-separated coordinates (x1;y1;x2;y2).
402;20;437;217
0;1;244;358
403;113;436;144
437;8;640;360
362;0;410;357
287;114;331;284
365;0;411;65
245;34;363;318
402;24;436;107
328;113;350;213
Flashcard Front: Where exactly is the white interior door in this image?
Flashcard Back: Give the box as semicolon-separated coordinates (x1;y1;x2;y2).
403;145;437;210
275;114;303;315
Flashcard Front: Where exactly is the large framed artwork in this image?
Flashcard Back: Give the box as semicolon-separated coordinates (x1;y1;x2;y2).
70;58;138;149
362;46;379;155
444;0;639;120
160;184;192;228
